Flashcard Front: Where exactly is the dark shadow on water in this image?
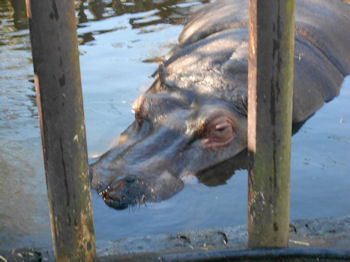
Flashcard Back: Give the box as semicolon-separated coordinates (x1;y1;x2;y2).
196;149;248;187
197;120;309;187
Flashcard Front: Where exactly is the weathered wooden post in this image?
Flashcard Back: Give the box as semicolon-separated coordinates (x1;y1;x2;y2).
25;0;96;260
247;0;295;247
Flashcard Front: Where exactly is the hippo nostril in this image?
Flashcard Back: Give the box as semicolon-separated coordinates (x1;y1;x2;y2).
100;175;151;210
125;177;136;184
109;176;138;192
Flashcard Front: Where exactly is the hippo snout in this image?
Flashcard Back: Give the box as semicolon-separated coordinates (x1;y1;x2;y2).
101;175;154;210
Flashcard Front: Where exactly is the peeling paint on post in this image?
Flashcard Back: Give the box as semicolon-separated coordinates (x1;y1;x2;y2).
25;0;96;260
248;0;295;247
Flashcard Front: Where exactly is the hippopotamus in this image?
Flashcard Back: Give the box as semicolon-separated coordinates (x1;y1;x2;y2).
90;0;350;209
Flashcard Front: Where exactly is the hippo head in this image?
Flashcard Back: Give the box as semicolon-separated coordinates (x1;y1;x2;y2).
90;81;247;209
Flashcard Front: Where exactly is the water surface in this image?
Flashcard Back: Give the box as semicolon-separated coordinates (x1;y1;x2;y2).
0;0;349;250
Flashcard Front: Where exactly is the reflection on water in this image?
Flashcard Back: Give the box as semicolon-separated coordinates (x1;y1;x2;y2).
76;0;204;45
0;0;47;250
76;0;207;24
0;0;205;249
0;0;349;251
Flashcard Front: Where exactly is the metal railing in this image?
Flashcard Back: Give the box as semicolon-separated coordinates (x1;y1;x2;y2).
25;0;95;261
247;0;295;248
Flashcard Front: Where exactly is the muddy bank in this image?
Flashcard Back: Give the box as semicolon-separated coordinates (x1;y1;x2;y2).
1;215;349;261
96;216;350;256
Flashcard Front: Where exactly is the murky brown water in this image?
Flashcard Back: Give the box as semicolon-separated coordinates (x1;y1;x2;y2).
0;0;349;251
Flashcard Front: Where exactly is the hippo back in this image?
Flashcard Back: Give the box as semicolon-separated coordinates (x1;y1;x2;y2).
293;0;350;121
161;0;350;123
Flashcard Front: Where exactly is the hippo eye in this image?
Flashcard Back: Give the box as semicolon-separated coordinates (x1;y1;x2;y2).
215;122;231;133
201;111;236;150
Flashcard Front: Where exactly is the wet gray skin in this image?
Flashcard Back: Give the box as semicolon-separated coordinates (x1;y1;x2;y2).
90;0;350;210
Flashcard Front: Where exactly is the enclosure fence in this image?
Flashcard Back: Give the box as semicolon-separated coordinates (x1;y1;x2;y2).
24;0;349;261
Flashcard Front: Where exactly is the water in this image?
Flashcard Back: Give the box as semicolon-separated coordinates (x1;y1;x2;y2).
0;0;349;250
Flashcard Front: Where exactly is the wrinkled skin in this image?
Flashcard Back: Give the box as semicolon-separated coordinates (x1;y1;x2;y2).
90;0;350;209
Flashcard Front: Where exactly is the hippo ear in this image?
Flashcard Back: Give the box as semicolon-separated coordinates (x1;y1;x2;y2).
158;63;168;83
158;63;177;90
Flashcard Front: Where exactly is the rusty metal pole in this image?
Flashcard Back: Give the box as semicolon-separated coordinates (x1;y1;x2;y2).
25;0;96;260
247;0;295;248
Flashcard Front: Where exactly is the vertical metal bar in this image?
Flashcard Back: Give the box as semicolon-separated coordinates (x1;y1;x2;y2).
25;0;96;260
247;0;295;248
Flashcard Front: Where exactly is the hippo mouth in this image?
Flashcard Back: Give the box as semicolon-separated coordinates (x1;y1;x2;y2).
100;175;156;210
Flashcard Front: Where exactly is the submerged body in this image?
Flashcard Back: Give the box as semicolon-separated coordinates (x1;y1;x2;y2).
90;0;350;209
